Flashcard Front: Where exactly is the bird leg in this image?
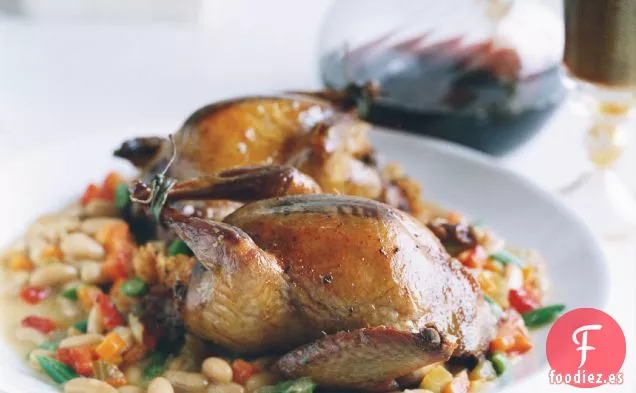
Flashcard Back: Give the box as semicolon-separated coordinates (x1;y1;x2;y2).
275;326;456;391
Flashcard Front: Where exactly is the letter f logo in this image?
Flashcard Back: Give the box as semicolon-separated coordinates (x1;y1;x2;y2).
573;324;602;368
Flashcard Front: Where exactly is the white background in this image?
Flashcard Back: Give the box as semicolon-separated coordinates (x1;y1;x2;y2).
0;1;634;392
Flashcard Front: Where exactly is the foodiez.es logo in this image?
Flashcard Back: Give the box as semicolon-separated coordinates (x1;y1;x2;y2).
546;308;626;387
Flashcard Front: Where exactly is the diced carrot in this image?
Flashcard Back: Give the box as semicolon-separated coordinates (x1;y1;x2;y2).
20;286;51;304
95;293;123;329
446;211;463;224
39;246;64;262
21;315;56;334
443;370;470;393
57;346;96;376
97;222;131;252
106;376;128;388
81;184;102;206
10;254;33;271
77;285;103;310
232;359;256;385
489;309;533;355
96;332;127;365
101;172;125;200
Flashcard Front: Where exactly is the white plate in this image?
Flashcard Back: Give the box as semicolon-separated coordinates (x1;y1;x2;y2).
0;126;609;393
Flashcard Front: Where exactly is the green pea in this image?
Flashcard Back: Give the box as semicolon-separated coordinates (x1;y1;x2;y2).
60;287;78;301
489;352;509;376
121;276;149;297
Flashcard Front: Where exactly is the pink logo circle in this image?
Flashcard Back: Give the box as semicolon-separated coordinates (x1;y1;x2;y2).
546;308;626;388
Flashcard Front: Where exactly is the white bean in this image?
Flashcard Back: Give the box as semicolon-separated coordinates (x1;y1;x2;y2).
81;218;125;235
148;377;174;393
202;357;233;384
61;203;84;218
29;263;78;287
87;306;105;334
113;326;134;349
16;327;47;345
206;383;245;393
128;314;144;344
164;370;209;392
1;271;29;296
81;261;106;284
28;236;50;264
245;373;279;393
83;199;118;218
59;333;104;348
28;349;55;371
119;386;146;393
124;364;143;385
29;215;80;243
64;377;119;393
61;233;105;260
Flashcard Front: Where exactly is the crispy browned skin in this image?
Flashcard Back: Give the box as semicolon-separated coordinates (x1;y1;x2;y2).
162;194;495;357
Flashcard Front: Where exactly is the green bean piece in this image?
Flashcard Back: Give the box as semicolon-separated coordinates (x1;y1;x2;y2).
37;356;78;384
115;183;131;209
73;320;88;333
490;250;526;266
255;378;317;393
522;304;566;328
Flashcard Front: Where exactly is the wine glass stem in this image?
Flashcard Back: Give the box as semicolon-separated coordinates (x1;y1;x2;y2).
585;98;632;170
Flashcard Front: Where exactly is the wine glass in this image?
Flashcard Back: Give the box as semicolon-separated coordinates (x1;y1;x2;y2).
561;0;636;238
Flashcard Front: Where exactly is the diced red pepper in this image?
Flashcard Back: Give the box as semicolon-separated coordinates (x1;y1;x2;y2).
100;172;125;200
21;315;56;334
95;293;123;330
143;330;158;351
457;245;487;269
508;288;540;314
232;359;256;385
80;183;101;206
20;286;52;304
57;346;96;376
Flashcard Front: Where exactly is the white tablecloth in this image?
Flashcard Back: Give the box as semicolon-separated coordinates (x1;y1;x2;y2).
0;2;634;391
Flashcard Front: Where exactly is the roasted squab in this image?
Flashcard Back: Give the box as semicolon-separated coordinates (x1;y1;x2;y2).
115;92;427;221
130;164;497;391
